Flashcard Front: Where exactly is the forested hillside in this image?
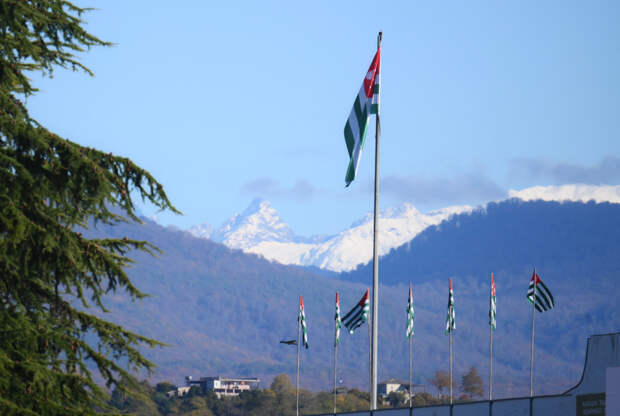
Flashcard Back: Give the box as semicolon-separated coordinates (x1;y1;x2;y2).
85;200;619;398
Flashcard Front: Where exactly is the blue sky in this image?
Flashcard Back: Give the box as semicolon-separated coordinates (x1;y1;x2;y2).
28;1;620;235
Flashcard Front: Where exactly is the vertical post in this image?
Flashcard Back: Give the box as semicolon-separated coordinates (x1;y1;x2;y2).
529;270;537;398
368;315;372;410
297;302;301;416
334;342;337;414
370;30;382;412
489;323;493;401
449;331;453;405
409;282;413;409
409;335;413;408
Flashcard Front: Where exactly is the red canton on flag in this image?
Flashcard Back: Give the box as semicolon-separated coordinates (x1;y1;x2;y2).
299;296;309;349
344;48;380;187
342;289;370;334
527;269;554;312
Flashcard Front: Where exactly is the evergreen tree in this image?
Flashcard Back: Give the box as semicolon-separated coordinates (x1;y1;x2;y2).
0;1;178;414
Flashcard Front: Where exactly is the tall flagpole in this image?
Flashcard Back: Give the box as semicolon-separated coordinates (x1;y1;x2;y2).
529;269;537;397
489;324;493;400
296;299;301;416
449;330;453;405
368;314;372;410
489;273;494;402
370;30;382;412
334;340;338;414
409;282;413;408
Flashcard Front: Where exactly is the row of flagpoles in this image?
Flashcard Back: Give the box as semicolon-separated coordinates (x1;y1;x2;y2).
330;32;556;414
292;268;554;414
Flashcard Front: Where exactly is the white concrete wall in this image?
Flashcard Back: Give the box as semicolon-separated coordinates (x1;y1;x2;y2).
567;333;620;396
607;366;620;416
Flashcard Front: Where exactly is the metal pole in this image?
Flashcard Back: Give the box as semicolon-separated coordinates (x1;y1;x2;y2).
409;282;413;409
334;342;338;414
490;272;494;402
297;301;301;416
368;312;372;410
449;330;453;405
529;269;537;398
490;323;493;401
409;335;413;408
370;30;382;412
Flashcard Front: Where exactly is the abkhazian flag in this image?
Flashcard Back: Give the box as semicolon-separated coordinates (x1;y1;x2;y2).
343;289;370;334
299;296;308;349
445;279;455;334
335;292;342;346
406;284;414;339
490;273;496;331
527;269;554;312
344;47;380;187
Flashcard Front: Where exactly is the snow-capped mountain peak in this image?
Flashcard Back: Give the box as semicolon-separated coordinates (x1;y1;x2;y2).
188;199;472;272
209;198;297;249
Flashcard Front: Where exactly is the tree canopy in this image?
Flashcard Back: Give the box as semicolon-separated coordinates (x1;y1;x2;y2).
460;366;484;398
0;1;177;414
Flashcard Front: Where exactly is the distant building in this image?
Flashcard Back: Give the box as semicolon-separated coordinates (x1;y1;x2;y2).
185;375;260;398
378;379;426;397
166;386;191;399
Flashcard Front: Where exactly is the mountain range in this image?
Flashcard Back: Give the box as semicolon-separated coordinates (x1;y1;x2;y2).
187;184;620;273
189;198;472;272
86;195;619;399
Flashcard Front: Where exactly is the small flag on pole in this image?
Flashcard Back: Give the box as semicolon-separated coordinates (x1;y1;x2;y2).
343;48;381;187
446;279;455;334
406;284;415;339
490;273;497;331
343;289;370;334
527;269;554;312
335;293;342;346
299;296;309;349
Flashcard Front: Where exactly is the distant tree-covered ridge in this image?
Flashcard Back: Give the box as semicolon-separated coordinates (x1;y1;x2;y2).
81;199;618;398
0;2;177;414
342;199;620;285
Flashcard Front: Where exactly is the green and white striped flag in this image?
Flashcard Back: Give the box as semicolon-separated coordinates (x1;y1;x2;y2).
343;289;370;334
406;284;414;339
445;279;455;334
490;273;496;331
299;296;308;349
344;47;380;187
335;292;342;346
527;269;554;313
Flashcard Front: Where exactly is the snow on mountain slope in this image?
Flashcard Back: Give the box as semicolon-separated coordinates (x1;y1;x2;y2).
189;199;472;272
188;222;213;239
188;185;620;272
509;184;620;204
208;198;299;249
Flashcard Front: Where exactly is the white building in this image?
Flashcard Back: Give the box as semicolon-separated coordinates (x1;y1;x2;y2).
185;375;260;398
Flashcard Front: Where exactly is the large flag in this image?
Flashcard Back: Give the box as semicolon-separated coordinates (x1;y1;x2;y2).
335;292;342;346
344;47;381;187
490;273;496;331
343;289;370;334
406;284;415;339
299;296;309;349
445;279;455;334
527;269;554;312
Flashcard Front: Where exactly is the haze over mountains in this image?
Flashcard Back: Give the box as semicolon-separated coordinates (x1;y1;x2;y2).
87;186;620;398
